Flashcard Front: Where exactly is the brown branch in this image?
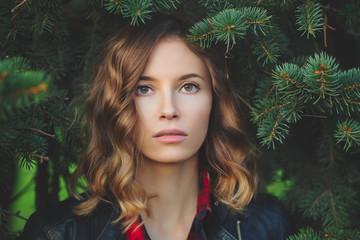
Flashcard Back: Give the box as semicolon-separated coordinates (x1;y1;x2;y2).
24;127;56;138
207;18;214;27
246;21;264;24
278;74;306;88
259;41;271;58
340;83;360;91
269;114;281;141
1;208;28;221
323;12;336;48
29;153;49;164
255;101;291;120
301;114;328;119
328;189;340;228
11;0;28;13
264;86;276;99
306;190;327;214
344;98;360;105
305;2;313;35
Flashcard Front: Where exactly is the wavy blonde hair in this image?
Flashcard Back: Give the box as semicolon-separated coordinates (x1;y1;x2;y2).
71;14;255;232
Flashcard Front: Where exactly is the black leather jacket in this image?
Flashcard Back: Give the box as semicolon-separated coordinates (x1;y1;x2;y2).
20;193;291;240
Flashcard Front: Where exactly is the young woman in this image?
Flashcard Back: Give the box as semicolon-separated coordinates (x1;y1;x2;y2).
21;14;290;240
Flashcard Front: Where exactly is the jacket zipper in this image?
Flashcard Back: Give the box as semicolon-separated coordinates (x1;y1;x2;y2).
236;220;242;240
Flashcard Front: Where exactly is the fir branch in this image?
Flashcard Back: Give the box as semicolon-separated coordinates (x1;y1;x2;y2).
344;98;360;105
340;1;360;26
272;63;306;97
342;83;360;91
269;23;289;54
296;0;324;38
103;0;124;15
334;119;360;151
253;100;291;121
302;52;340;103
287;227;322;240
2;83;48;99
328;189;339;228
289;55;309;67
264;86;275;99
324;226;360;239
251;37;281;65
241;7;271;35
305;189;327;215
187;18;215;48
253;78;275;100
257;113;289;148
0;57;51;118
32;11;55;38
212;9;247;49
121;0;153;25
282;101;304;123
152;0;178;10
188;7;271;49
269;114;281;141
338;69;360;97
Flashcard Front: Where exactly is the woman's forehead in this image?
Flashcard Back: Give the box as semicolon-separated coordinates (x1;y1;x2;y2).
141;37;209;80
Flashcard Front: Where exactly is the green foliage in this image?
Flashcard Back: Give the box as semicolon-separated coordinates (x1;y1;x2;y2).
302;52;340;103
1;0;360;238
334;119;360;151
287;226;360;240
0;57;50;119
298;172;355;227
103;0;177;25
188;7;274;63
337;68;360;115
251;38;281;65
252;52;359;149
324;226;360;239
287;227;322;240
340;1;360;26
212;9;247;47
121;0;152;25
32;11;55;39
295;1;324;38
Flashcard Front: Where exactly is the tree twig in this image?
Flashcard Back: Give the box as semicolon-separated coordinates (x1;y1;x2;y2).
1;208;28;221
301;114;328;119
25;127;56;138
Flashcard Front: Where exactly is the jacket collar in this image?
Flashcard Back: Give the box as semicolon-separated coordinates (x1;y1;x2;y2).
96;197;233;239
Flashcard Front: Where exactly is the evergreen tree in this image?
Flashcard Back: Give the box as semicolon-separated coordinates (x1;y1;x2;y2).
1;0;359;238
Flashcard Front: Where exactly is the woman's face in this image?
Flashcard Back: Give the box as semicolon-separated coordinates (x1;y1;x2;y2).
134;37;212;164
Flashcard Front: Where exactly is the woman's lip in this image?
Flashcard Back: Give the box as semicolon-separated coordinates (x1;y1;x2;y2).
154;135;187;143
153;129;187;143
153;129;187;138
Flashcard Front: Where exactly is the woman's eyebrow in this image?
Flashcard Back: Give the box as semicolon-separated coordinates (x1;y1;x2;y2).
179;73;204;81
139;73;204;81
138;76;154;81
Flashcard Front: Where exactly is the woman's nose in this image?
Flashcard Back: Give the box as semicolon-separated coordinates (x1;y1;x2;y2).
159;90;179;120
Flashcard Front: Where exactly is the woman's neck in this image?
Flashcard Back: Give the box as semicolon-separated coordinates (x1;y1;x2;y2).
137;155;199;239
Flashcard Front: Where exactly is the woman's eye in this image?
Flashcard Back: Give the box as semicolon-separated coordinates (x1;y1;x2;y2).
180;83;199;93
136;85;153;95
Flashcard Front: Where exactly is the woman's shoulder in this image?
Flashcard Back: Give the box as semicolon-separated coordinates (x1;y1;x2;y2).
210;192;292;240
20;195;121;240
237;192;292;239
245;192;289;216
